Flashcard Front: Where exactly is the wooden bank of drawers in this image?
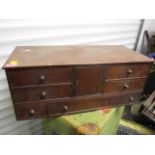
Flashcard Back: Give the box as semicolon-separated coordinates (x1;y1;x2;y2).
6;63;151;120
3;46;153;120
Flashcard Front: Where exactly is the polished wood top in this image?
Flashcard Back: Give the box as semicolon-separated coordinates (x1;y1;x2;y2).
3;45;153;68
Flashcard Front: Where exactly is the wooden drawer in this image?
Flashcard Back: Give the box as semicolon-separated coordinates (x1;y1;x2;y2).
48;97;117;117
48;91;141;117
103;78;146;94
106;63;151;79
7;66;72;87
14;102;48;120
120;91;142;104
12;84;72;103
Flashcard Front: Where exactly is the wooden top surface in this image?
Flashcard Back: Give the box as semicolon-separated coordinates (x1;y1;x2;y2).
3;45;153;68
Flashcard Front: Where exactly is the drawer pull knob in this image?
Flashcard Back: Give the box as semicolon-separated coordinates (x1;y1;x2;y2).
124;83;129;89
30;109;35;115
40;91;46;99
39;76;46;83
127;69;133;74
129;97;134;101
76;81;80;86
104;101;108;105
63;105;68;112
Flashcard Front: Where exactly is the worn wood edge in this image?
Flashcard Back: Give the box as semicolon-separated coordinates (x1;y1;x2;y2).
105;76;147;82
13;89;142;105
3;45;153;69
3;61;153;70
11;82;72;89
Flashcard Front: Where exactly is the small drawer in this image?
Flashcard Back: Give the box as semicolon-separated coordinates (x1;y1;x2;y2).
103;78;146;94
12;84;72;103
7;66;72;87
48;94;122;117
48;99;102;117
120;91;142;104
106;63;151;79
14;102;48;120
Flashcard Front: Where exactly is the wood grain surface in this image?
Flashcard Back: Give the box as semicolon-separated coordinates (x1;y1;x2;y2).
3;45;153;68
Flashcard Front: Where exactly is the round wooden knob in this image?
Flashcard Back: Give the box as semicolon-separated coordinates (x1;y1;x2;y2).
63;105;68;111
127;69;133;74
124;83;129;89
104;101;108;105
40;91;46;99
39;75;46;83
129;97;134;101
76;81;80;86
30;109;35;115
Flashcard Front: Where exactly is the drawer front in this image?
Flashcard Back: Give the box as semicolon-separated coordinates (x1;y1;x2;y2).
7;66;72;87
103;78;146;94
48;96;120;117
107;63;151;79
120;91;142;104
74;65;104;96
12;84;72;103
48;91;141;117
15;102;48;120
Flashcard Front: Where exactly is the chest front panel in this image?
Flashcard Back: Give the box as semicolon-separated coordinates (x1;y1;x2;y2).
6;63;152;120
74;65;104;96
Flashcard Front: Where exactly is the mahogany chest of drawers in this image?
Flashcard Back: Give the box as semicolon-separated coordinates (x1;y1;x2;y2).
3;45;153;120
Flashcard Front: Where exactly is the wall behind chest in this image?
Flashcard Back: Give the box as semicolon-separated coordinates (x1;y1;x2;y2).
0;19;140;134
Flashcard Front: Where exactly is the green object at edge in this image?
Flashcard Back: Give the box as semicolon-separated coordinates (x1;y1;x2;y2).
44;106;124;135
